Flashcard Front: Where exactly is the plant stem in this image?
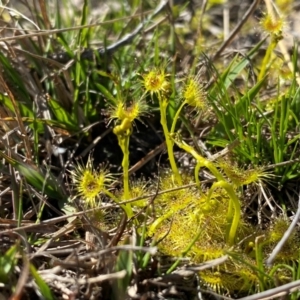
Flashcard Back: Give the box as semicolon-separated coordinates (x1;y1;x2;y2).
255;235;266;291
159;96;182;185
207;181;241;246
226;200;234;242
258;37;277;82
148;210;174;236
104;187;133;219
173;137;225;183
171;122;241;245
121;135;130;200
116;134;134;218
170;101;186;134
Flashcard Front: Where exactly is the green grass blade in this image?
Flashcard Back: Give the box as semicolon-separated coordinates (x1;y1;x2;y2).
30;264;55;300
113;239;132;299
0;245;18;284
48;97;79;129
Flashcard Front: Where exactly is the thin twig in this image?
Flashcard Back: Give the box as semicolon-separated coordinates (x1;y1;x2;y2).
49;0;168;63
107;213;128;247
237;278;300;300
105;0;168;54
183;255;228;272
212;0;261;61
0;10;158;42
128;142;165;176
41;270;127;285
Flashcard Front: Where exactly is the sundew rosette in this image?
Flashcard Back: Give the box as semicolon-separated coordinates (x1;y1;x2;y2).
69;155;114;208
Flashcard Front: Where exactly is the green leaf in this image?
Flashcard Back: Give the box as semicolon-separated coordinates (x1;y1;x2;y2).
94;81;118;106
213;76;267;134
48;98;78;130
0;245;18;283
0;53;31;103
30;264;55;300
220;37;267;90
113;237;132;299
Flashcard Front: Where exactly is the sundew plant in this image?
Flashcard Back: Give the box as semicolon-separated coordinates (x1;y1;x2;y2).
0;0;300;299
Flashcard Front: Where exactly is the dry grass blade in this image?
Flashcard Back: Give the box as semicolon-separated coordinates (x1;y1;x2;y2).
182;255;229;272
0;73;32;161
238;279;300;300
212;0;262;60
41;270;126;285
12;253;30;300
0;13;157;42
